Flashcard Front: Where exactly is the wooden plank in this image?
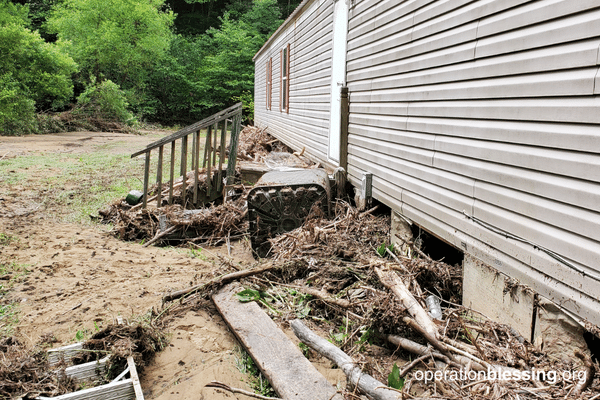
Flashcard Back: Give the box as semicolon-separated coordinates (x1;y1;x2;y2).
156;146;163;208
212;123;218;167
180;135;188;208
212;284;343;400
127;356;144;400
169;141;175;205
64;356;109;382
142;152;150;209
462;254;535;340
192;131;199;205
206;126;212;198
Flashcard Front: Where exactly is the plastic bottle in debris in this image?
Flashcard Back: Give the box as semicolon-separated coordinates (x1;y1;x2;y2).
426;295;443;320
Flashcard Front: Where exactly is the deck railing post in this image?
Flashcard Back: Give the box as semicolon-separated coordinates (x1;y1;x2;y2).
218;119;227;193
226;114;242;185
142;152;150;209
206;125;212;197
181;136;188;207
156;146;164;208
169;141;175;205
193;130;200;205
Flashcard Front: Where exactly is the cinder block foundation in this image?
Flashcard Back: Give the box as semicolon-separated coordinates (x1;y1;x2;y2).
462;253;535;340
462;253;590;365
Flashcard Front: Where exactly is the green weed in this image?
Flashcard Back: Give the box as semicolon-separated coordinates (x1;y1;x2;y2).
234;346;277;397
0;233;17;246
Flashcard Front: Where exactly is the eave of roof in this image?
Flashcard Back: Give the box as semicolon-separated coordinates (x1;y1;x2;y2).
252;0;317;62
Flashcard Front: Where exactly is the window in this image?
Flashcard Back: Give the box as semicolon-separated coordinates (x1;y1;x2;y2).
280;44;290;113
266;58;272;110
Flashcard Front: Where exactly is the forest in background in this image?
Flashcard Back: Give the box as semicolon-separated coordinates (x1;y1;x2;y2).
0;0;300;135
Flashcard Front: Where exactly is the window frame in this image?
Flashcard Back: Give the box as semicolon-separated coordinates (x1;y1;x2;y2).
280;43;290;113
266;58;272;110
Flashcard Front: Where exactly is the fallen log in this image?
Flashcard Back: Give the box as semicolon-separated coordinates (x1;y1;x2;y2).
163;262;277;302
290;319;400;400
213;284;343;400
374;267;438;338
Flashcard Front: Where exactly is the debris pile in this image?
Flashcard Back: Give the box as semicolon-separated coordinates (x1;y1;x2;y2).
0;337;76;399
0;322;165;399
237;125;291;161
160;199;599;400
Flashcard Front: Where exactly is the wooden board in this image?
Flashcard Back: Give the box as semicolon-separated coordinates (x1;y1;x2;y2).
212;283;343;400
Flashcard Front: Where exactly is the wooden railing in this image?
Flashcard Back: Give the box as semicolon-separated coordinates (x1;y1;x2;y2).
131;102;243;209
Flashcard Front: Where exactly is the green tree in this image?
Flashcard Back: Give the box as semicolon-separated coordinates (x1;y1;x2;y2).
47;0;175;92
0;0;29;26
196;0;281;114
0;1;77;134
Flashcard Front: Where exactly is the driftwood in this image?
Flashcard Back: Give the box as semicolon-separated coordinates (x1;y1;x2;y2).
290;319;400;400
572;350;596;397
163;263;277;302
375;267;438;338
143;226;177;247
213;285;343;400
385;335;464;371
402;316;451;359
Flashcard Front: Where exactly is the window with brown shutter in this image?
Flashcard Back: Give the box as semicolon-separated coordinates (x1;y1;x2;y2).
280;43;290;113
266;58;272;110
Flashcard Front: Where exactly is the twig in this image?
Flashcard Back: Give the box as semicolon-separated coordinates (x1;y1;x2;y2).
143;225;177;247
163;262;277;302
399;354;429;378
375;267;438;338
205;381;282;400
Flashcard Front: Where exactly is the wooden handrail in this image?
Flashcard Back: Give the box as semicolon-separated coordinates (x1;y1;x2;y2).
131;103;242;158
131;103;243;209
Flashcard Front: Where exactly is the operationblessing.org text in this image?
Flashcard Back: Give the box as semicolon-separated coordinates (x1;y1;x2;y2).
414;367;587;385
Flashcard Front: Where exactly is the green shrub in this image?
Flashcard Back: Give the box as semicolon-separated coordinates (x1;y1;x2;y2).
0;74;37;135
76;80;136;125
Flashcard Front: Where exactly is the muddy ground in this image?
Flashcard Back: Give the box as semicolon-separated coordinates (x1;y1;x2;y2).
0;131;346;399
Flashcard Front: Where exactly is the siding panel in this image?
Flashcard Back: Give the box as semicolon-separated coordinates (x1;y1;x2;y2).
344;0;600;325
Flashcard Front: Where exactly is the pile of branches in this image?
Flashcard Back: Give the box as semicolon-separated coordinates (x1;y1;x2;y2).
160;200;599;400
269;200;392;262
99;169;248;246
0;337;76;399
72;322;168;377
237;125;291;161
0;323;167;399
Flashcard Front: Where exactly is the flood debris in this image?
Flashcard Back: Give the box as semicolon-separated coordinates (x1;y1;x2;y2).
94;125;600;399
0;322;164;399
158;196;599;399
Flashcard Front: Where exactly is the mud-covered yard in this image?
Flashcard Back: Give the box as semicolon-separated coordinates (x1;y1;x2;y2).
0;131;347;399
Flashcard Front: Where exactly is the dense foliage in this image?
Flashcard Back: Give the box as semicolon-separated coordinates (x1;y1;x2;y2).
1;0;300;135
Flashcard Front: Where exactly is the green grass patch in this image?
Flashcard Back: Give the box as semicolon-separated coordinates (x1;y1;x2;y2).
234;346;277;398
0;262;29;338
